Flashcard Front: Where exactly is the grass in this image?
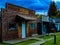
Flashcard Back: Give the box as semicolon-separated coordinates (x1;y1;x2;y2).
0;39;39;45
14;39;39;45
0;32;60;45
40;32;60;39
41;35;53;39
43;32;60;45
38;34;53;39
43;37;60;45
0;43;12;45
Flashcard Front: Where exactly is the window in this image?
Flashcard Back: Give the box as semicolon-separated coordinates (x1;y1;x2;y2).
55;24;58;30
9;22;18;30
59;24;60;31
30;23;35;29
0;12;1;17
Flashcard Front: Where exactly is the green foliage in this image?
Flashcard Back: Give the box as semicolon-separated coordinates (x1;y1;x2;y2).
14;39;39;45
51;10;60;18
35;14;42;19
43;33;60;45
48;1;57;17
55;10;60;18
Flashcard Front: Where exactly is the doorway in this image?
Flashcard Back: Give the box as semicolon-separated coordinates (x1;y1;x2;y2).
22;22;26;38
42;25;47;35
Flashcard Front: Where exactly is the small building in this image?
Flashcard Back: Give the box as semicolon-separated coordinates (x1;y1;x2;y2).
37;15;50;35
37;15;57;35
54;18;60;32
0;3;37;41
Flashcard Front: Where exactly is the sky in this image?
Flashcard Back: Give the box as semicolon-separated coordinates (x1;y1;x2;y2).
0;0;60;15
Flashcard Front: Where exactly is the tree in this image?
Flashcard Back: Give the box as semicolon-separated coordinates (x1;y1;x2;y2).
55;10;60;18
48;1;57;44
51;10;60;18
48;1;57;18
35;14;42;19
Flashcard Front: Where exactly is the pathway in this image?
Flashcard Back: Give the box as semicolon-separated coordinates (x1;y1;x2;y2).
29;38;53;45
29;35;60;45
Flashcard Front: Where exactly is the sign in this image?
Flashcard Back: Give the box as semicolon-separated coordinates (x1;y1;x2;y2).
42;16;49;22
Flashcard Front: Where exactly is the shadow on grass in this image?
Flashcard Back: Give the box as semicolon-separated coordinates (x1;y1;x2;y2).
0;42;14;45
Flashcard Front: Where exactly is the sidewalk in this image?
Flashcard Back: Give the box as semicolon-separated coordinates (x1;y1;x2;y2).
29;38;53;45
3;34;44;44
29;34;60;45
3;33;60;45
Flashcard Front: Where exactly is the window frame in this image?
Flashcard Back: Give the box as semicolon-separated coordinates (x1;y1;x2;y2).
30;23;35;30
8;22;18;31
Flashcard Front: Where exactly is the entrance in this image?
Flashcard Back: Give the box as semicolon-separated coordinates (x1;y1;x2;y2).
42;25;46;34
22;22;26;38
37;23;42;35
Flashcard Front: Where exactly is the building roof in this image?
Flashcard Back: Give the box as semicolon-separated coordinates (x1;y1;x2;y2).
54;18;60;23
6;3;35;11
17;14;36;20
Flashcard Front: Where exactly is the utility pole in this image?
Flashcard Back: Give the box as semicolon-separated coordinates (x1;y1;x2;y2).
53;19;56;44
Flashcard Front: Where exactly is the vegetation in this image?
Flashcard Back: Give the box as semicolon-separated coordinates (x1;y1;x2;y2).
54;10;60;18
14;39;39;45
0;43;12;45
0;39;39;45
48;1;57;18
43;33;60;45
35;14;42;19
43;36;60;45
41;35;53;39
0;33;60;45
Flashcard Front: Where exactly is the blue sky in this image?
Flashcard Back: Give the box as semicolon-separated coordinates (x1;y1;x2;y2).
0;0;60;15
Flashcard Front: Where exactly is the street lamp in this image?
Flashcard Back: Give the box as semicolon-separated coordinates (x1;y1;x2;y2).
52;19;56;44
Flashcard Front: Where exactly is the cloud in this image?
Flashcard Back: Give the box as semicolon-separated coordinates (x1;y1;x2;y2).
1;0;60;15
36;11;48;15
53;0;60;2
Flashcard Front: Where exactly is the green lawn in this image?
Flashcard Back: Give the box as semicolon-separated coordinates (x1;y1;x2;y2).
41;35;53;39
43;37;60;45
0;32;60;45
0;43;12;45
14;39;39;45
40;32;60;39
43;33;60;45
0;39;39;45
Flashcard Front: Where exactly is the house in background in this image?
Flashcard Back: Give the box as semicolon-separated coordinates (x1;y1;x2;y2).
37;15;57;35
54;18;60;32
0;3;37;41
37;18;42;35
37;15;50;35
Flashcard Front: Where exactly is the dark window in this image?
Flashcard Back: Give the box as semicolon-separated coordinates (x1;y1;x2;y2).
30;23;35;29
0;9;1;17
0;12;1;19
9;22;18;30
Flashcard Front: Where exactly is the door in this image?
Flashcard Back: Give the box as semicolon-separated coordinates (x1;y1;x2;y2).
37;23;42;35
22;22;26;38
55;24;59;31
42;25;46;35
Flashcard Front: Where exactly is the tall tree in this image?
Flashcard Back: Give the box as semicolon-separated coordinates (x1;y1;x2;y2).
48;1;57;17
56;10;60;18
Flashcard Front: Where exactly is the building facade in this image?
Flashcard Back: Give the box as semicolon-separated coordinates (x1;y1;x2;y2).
37;16;57;35
0;3;37;41
54;18;60;32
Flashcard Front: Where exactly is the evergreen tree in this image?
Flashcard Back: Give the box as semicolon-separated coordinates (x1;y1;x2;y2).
48;1;57;17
